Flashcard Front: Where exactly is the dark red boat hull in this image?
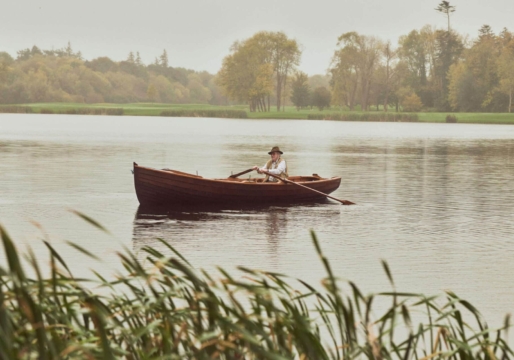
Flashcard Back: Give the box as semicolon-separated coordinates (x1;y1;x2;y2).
133;163;342;205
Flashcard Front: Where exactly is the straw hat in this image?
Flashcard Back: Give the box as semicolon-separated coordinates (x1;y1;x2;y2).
268;146;283;155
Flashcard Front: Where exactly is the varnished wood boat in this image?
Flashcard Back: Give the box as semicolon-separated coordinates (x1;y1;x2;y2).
133;162;342;205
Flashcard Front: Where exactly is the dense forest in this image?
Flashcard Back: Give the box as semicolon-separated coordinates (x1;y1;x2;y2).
2;8;514;113
0;43;231;105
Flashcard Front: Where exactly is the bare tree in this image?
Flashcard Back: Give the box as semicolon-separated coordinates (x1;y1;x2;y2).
382;42;399;112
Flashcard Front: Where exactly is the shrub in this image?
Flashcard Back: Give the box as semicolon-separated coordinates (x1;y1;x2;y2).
307;113;418;122
446;114;458;123
402;93;423;112
0;106;33;113
40;108;54;114
62;107;123;115
160;109;247;119
310;86;331;111
105;108;123;115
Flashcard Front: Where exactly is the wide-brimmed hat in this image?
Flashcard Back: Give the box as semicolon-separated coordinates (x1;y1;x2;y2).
268;146;283;155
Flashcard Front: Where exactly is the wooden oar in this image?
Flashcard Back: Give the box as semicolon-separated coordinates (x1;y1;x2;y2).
260;170;355;205
229;168;255;178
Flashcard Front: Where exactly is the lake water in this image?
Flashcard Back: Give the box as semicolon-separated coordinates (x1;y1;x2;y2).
1;114;513;328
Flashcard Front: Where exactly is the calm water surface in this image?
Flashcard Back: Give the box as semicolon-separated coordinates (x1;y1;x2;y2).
1;114;514;327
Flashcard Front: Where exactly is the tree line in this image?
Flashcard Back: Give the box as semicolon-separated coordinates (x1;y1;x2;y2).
218;7;514;113
327;25;514;113
2;5;514;113
0;40;329;108
0;43;229;105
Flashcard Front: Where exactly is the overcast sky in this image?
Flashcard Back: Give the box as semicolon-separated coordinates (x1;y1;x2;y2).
2;0;513;75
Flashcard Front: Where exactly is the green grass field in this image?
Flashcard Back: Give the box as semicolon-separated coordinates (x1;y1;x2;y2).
20;102;247;117
5;102;514;124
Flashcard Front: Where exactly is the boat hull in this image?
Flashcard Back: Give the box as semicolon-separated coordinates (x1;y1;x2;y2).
133;163;342;206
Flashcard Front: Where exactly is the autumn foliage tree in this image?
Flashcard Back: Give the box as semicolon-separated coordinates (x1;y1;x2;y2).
448;26;512;112
330;32;382;111
217;40;273;112
217;31;301;112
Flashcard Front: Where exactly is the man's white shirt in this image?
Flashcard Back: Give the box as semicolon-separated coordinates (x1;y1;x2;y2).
260;160;286;182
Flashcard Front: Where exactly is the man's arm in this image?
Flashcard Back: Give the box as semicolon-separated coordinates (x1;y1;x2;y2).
253;162;269;174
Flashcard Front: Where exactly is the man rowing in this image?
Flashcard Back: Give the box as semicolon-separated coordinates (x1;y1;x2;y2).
252;146;289;182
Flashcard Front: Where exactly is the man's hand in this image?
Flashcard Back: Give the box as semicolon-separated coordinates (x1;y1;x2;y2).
252;165;263;174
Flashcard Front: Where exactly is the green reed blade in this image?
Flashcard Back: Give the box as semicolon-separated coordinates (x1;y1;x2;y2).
84;298;116;360
381;259;395;288
66;241;101;261
0;285;14;358
44;241;72;276
0;225;26;282
155;238;192;266
401;304;413;331
69;210;111;234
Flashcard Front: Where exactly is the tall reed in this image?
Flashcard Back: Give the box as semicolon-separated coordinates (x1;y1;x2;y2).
0;216;510;359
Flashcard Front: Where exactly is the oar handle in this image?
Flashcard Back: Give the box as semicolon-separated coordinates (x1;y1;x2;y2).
260;170;355;205
229;168;255;178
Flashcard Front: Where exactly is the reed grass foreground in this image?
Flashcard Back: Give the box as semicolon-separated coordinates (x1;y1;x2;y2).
0;216;511;359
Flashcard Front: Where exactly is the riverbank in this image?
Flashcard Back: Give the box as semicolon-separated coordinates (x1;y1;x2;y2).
2;102;514;124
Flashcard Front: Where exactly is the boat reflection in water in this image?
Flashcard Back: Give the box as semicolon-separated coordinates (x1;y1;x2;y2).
132;203;290;245
131;200;341;269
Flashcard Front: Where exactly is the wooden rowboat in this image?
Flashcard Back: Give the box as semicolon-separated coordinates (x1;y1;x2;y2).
133;162;342;206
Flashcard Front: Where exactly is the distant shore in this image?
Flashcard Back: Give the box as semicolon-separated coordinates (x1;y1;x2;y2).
2;103;514;124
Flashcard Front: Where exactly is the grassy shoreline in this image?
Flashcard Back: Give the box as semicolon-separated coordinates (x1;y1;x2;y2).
2;102;514;124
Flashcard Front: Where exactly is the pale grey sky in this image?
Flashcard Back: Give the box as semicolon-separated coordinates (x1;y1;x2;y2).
1;0;513;75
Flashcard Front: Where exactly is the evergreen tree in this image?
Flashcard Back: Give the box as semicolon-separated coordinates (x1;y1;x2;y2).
160;49;169;68
65;41;73;57
127;51;135;63
478;25;494;40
